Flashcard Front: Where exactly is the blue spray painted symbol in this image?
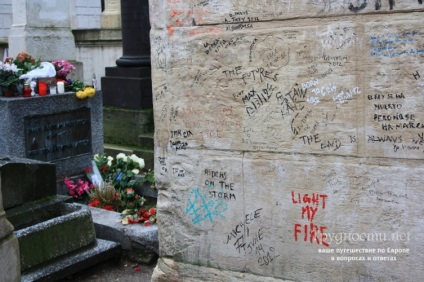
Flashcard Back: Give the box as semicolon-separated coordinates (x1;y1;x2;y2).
185;187;228;225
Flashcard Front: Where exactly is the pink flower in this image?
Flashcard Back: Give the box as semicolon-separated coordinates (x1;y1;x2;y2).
51;60;76;78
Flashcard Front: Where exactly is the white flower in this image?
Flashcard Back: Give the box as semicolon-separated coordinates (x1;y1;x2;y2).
138;158;145;169
116;153;127;161
129;154;139;162
107;156;114;161
107;160;112;166
93;154;100;161
3;63;20;73
132;169;140;175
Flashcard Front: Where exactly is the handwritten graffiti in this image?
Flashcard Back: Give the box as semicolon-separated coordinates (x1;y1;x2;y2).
185;188;228;225
292;191;329;246
349;0;368;12
348;0;397;12
375;0;394;9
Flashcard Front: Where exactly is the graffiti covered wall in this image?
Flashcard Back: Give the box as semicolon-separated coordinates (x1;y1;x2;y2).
149;1;424;281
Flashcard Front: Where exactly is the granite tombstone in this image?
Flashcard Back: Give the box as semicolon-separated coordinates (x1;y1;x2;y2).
0;92;103;181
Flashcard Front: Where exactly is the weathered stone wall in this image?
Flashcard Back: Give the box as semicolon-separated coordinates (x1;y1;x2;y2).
149;1;424;281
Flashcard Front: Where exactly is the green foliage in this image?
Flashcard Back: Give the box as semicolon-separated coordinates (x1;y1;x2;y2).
66;79;85;92
141;170;155;188
12;51;41;75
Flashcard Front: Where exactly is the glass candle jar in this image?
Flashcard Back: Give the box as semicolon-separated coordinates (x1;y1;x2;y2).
23;84;31;97
38;82;47;96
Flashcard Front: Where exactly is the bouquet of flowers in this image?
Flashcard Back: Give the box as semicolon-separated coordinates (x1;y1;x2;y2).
64;152;156;225
0;61;20;90
12;51;41;74
64;177;94;199
51;59;76;80
93;153;145;190
1;52;41;96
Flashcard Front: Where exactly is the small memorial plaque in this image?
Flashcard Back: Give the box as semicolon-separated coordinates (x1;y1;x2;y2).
24;108;92;162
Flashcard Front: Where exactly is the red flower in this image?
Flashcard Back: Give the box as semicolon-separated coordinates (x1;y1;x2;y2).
149;208;156;215
128;218;139;224
101;166;108;172
137;208;147;216
102;205;114;211
133;266;141;271
144;221;151;226
88;198;101;207
84;166;93;173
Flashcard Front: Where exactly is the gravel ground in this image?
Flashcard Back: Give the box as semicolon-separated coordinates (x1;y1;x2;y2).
59;257;157;282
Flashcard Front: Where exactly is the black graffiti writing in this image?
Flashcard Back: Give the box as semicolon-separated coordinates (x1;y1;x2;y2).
349;0;368;12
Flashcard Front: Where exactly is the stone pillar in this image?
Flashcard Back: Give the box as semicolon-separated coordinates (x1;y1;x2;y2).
8;0;76;60
101;0;121;29
116;0;150;66
0;173;21;282
101;0;152;109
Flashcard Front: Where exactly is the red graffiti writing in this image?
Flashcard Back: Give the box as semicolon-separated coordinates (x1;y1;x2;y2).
292;191;329;247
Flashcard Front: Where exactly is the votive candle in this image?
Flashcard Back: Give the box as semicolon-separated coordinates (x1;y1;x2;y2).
38;82;47;96
57;81;65;94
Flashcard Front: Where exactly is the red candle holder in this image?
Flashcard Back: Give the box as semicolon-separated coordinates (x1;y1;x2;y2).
38;82;47;96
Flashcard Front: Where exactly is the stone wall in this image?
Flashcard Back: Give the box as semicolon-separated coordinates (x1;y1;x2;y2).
69;0;102;30
0;0;12;43
150;1;424;281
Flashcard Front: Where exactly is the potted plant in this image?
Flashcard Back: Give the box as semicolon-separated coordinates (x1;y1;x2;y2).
0;60;20;97
1;52;41;96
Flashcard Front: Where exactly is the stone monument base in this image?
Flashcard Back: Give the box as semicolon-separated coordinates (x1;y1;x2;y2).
0;234;20;282
0;92;103;180
101;67;152;109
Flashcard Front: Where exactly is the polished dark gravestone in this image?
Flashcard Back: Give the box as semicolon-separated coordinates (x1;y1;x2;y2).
101;0;152;109
0;93;103;180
